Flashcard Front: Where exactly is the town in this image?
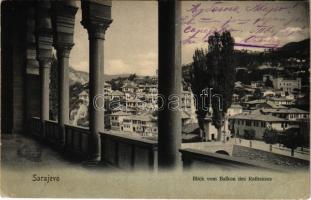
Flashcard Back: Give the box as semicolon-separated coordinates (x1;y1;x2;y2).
67;39;309;162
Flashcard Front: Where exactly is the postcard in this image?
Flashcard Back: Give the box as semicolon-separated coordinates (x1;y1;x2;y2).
1;0;310;198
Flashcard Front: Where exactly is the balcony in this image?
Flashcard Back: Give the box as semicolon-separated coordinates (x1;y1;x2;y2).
100;131;157;171
29;117;306;171
30;117;157;170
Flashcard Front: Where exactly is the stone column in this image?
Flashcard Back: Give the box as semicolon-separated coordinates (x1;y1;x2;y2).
81;0;112;161
52;1;78;147
35;1;53;137
158;0;182;169
25;6;40;132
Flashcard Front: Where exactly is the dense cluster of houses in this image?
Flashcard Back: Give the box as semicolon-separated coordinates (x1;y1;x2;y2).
75;77;197;137
73;70;309;142
229;72;309;141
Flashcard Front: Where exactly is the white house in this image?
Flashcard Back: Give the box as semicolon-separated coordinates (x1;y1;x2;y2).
272;77;301;93
121;113;158;137
229;109;299;140
109;111;132;131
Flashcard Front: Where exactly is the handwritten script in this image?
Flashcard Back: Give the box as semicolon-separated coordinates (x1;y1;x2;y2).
182;2;308;48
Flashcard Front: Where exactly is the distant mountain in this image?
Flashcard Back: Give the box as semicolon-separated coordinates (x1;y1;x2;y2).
104;74;133;81
69;67;89;85
278;38;310;58
69;67;134;85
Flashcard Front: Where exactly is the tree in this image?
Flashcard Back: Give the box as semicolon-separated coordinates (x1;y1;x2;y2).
278;128;303;156
263;129;279;152
244;129;255;147
235;69;249;84
210;31;236;141
189;31;235;141
128;74;137;81
265;76;273;88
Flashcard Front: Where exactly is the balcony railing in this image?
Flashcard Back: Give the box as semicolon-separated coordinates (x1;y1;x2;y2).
30;117;289;171
45;120;59;145
65;125;90;158
100;131;158;171
30;117;41;137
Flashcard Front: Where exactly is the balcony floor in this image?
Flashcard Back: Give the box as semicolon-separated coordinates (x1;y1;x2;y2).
1;133;115;171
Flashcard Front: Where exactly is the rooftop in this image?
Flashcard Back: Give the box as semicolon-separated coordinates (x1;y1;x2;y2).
230;110;287;122
110;90;125;96
110;111;132;116
123;113;157;122
261;108;309;114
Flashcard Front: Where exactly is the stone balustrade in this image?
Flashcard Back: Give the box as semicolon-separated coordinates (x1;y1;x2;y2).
65;125;90;158
45;120;60;146
30;117;41;137
100;131;158;171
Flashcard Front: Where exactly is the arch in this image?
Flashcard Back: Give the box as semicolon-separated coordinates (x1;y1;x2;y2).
215;150;230;156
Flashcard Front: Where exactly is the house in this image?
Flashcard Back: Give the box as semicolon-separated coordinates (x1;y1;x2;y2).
137;84;158;94
108;90;125;101
121;82;138;93
125;99;145;110
121;113;158;137
109;111;132;131
262;89;275;97
104;82;112;94
241;99;267;110
227;104;243;117
181;90;193;110
110;105;138;115
269;97;295;106
241;99;288;110
259;107;309;121
250;81;262;88
272;77;301;93
229;109;299;140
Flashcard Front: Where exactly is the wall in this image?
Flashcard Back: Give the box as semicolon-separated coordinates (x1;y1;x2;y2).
101;131;158;170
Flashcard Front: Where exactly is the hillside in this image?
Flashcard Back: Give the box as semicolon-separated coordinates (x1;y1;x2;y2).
278;38;310;58
69;67;135;85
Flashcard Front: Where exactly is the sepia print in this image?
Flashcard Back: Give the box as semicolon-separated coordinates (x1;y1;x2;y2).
1;0;310;198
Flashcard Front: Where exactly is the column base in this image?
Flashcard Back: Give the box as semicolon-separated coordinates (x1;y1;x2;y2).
83;156;101;166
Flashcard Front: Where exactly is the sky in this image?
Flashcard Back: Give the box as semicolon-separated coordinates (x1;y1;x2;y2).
70;1;158;75
70;1;309;75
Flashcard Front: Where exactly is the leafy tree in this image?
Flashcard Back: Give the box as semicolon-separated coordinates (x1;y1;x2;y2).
243;129;255;140
128;74;137;81
263;129;279;152
189;48;209;138
278;128;303;156
210;31;236;140
244;129;255;147
189;31;235;141
265;76;273;87
235;69;249;84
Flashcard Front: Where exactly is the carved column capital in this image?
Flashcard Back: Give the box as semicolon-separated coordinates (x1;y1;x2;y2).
38;59;52;68
26;6;39;74
35;1;53;64
51;1;78;54
55;45;73;58
81;0;113;40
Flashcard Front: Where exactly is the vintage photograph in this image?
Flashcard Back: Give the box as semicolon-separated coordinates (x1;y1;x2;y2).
1;0;310;198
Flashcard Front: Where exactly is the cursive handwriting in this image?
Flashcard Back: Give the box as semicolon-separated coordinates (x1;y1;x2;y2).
182;2;308;48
